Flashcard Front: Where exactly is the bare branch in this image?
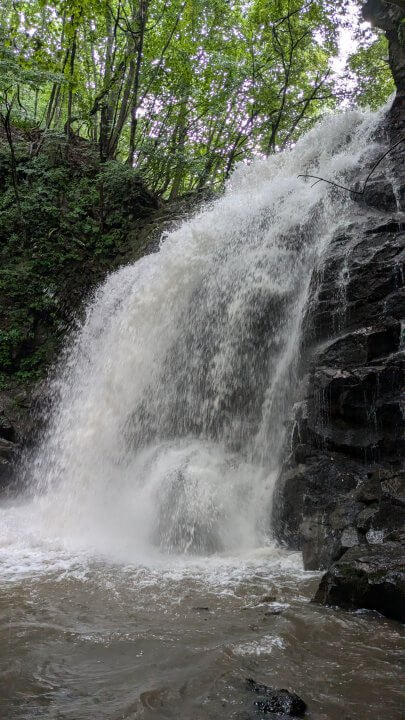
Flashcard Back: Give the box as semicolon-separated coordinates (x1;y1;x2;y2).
298;136;405;195
273;1;314;29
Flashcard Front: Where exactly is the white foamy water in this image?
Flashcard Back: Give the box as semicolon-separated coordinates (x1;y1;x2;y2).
3;106;405;720
1;107;385;576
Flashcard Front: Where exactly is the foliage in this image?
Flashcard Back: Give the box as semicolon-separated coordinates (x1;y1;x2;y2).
0;0;398;388
0;0;395;197
0;130;158;387
347;33;395;108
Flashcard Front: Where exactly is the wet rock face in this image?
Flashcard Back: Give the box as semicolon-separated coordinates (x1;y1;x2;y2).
0;388;36;493
313;544;405;623
0;438;17;489
274;168;405;621
0;396;20;491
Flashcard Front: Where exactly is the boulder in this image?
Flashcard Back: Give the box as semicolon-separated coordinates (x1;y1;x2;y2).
313;543;405;622
246;678;307;717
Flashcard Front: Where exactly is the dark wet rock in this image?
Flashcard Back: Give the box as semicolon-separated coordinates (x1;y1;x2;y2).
381;471;405;506
0;458;11;488
0;410;15;442
302;359;404;461
244;714;298;720
253;700;303;717
340;526;362;548
0;436;19;490
0;387;37;445
387;527;405;543
246;678;307;717
310;228;405;342
317;322;401;368
0;437;16;460
273;13;405;620
293;442;316;464
356;505;379;531
263;608;283;616
292;4;405;617
0;389;35;492
275;451;369;568
363;177;399;213
259;594;277;603
313;543;405;623
0;448;17;489
273;166;405;621
355;473;383;504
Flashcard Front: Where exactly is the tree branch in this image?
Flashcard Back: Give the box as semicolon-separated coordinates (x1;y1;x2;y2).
298;136;405;195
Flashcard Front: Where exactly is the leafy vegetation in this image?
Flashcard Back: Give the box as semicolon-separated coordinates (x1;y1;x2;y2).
0;0;394;193
0;0;396;388
0;129;160;388
348;32;395;108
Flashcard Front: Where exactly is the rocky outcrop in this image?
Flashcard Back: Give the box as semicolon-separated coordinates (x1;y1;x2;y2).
270;9;405;618
274;155;405;620
313;543;405;622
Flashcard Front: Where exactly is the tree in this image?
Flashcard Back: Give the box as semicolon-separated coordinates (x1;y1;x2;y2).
0;0;398;197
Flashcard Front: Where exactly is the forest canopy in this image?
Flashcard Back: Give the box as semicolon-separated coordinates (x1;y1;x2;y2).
0;0;395;198
0;0;399;397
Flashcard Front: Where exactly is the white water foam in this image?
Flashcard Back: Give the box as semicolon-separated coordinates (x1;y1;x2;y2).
1;107;386;577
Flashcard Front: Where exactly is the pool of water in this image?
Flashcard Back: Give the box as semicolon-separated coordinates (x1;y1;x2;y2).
0;500;403;720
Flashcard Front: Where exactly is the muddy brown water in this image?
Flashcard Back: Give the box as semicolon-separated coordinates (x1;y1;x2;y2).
0;542;404;720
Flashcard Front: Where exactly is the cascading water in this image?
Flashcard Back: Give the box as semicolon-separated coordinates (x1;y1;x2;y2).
2;108;404;720
13;108;384;562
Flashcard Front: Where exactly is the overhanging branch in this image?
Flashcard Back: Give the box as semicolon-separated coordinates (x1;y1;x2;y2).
298;136;405;195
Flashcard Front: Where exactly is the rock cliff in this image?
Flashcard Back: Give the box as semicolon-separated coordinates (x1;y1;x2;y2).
273;174;404;619
274;0;405;618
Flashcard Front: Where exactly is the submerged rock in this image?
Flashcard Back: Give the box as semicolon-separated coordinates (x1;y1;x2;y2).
259;594;277;603
246;678;307;717
313;543;405;623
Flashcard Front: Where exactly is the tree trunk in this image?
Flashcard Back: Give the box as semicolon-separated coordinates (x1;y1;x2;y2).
1;101;24;231
127;0;149;165
66;26;77;140
363;1;405;98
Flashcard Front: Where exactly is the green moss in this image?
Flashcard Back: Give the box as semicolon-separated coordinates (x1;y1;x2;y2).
0;130;159;390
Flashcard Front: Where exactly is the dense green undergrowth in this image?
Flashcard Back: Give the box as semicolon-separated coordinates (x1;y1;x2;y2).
0;126;160;391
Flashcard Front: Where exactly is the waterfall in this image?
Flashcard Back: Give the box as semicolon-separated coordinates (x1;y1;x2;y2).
23;108;383;561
